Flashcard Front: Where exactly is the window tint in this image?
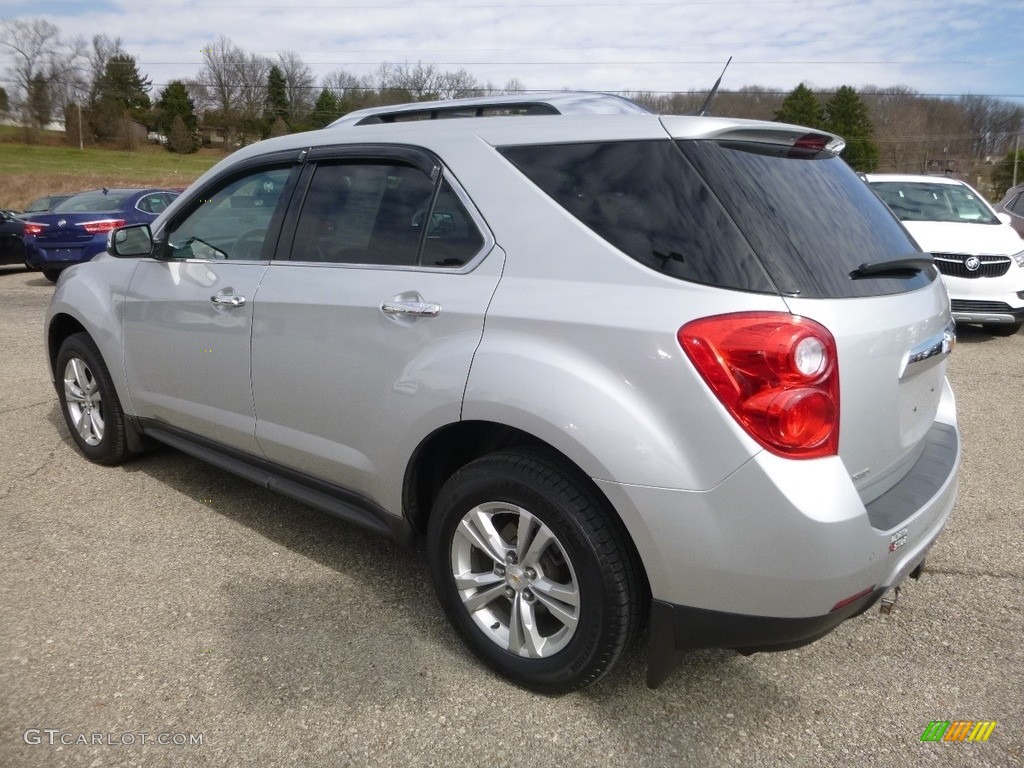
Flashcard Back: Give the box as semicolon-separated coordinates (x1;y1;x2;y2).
138;193;172;215
678;141;933;298
419;180;485;267
291;161;453;267
1007;193;1024;216
499;141;774;293
165;168;291;260
54;190;133;213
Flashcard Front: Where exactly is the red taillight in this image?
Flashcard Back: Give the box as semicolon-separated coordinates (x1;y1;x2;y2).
80;219;126;234
678;312;839;459
23;222;47;236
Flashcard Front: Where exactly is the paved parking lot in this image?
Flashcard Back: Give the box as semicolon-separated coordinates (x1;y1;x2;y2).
1;265;1021;767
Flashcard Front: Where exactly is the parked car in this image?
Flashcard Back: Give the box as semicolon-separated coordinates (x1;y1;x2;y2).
996;182;1024;238
23;188;179;281
0;209;26;266
23;194;72;214
46;93;960;692
867;174;1024;335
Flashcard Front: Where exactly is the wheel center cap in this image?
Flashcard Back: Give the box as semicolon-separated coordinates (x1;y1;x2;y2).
506;565;527;589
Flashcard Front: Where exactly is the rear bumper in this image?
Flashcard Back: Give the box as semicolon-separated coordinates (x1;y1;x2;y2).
24;243;100;270
646;586;884;687
596;417;959;688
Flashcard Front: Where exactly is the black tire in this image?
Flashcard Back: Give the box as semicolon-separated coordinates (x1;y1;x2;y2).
42;268;61;283
55;333;131;465
985;322;1022;337
427;448;644;693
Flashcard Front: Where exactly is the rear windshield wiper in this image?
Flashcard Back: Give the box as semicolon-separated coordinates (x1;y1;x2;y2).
850;255;934;279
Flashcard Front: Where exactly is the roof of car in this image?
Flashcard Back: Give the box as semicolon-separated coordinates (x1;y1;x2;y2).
865;174;966;186
327;91;651;127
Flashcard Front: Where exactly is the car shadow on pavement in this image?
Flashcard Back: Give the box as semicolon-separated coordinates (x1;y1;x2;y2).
43;402;782;731
952;324;1020;344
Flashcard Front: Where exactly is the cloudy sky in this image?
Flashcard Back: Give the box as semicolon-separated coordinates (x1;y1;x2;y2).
2;0;1022;100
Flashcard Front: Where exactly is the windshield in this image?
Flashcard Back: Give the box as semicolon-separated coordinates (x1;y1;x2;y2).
869;181;999;224
53;190;134;213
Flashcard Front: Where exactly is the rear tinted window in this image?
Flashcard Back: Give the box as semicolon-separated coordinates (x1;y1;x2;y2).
677;141;933;298
53;191;133;213
499;141;775;293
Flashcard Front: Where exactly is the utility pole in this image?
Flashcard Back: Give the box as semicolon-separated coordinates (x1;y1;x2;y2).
1014;132;1020;189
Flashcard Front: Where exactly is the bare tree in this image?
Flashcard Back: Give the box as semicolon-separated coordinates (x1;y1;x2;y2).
864;86;928;172
0;18;84;131
277;51;316;123
87;34;125;104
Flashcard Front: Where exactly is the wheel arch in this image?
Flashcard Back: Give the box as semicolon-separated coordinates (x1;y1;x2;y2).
403;420;650;600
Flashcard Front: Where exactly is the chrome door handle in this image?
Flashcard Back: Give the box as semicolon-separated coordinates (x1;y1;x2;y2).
381;300;440;317
211;293;246;307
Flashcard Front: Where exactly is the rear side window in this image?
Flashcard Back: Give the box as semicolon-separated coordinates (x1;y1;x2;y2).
289;161;484;268
678;141;933;298
499;141;775;293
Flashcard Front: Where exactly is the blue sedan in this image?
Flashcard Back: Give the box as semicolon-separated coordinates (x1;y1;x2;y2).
23;188;179;281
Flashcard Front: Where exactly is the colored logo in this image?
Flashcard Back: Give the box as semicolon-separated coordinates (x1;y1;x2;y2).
920;720;997;742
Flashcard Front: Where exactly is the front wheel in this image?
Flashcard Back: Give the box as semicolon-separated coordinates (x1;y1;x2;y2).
42;268;61;282
427;449;644;693
55;333;131;465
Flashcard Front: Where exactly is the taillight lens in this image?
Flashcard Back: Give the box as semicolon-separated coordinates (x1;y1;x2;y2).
80;219;126;234
23;222;47;236
678;312;839;459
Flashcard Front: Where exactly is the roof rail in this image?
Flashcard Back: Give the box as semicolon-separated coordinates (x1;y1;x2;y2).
327;91;650;128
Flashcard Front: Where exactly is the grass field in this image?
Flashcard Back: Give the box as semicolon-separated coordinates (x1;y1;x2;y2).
0;134;223;210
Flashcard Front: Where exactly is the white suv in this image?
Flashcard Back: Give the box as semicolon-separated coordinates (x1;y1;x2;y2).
867;173;1024;335
45;93;960;692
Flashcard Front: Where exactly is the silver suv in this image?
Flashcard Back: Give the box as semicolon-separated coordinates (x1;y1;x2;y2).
45;93;960;692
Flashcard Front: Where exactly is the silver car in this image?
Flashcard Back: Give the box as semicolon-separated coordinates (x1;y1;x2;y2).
45;93;960;692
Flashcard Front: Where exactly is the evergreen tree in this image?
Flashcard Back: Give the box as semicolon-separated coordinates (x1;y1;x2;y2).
823;86;880;172
168;114;195;154
155;80;199;151
28;75;52;129
94;55;151;113
774;83;822;128
265;65;289;124
310;88;339;128
91;54;152;141
0;86;8;116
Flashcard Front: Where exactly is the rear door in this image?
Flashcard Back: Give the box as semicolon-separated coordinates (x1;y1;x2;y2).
250;147;502;513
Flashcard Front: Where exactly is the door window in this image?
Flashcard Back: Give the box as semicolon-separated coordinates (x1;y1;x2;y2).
290;161;484;268
164;168;292;260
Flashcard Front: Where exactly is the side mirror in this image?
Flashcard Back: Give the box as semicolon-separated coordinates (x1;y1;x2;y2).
110;223;154;257
997;212;1013;226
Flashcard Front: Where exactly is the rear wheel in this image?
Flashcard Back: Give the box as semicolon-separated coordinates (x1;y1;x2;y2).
55;333;130;465
427;449;644;693
42;268;61;283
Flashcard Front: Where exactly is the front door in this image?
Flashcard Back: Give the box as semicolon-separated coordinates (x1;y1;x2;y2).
123;164;299;454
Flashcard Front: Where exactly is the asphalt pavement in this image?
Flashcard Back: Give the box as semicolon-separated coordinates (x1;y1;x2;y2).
0;265;1021;768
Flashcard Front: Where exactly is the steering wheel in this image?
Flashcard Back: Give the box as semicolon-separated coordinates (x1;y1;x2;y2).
233;228;267;260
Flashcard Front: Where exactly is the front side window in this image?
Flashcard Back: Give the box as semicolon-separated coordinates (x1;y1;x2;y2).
164;168;292;260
